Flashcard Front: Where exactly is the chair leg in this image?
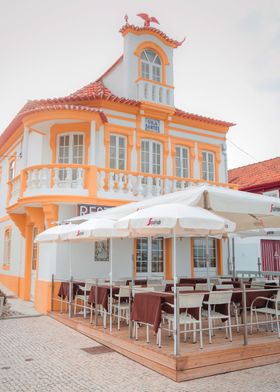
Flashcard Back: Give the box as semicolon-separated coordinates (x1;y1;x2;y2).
199;320;203;349
146;324;150;343
256;311;260;331
228;316;232;342
193;322;197;343
250;308;253;334
117;308;120;330
184;323;187;342
74;298;77;315
270;314;274;332
276;314;280;338
208;318;212;344
168;319;172;337
136;323;139;341
225;320;229;339
157;326;161;348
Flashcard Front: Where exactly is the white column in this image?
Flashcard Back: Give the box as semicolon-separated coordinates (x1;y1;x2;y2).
193;142;200;179
166;136;172;176
21;126;29;167
89;121;96;165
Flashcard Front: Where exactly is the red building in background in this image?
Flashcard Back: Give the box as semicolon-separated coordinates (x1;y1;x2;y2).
229;157;280;272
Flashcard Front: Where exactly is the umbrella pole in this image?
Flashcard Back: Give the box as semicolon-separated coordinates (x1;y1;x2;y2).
206;235;211;290
232;237;236;279
69;241;72;318
173;230;179;356
110;238;113;333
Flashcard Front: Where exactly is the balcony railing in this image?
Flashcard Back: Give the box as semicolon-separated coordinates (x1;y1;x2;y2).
6;164;237;206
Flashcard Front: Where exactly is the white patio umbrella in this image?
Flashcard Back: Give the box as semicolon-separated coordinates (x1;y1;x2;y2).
115;203;235;355
68;185;280;231
62;218;129;332
35;223;78;315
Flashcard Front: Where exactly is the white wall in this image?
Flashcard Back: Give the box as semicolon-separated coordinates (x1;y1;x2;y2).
39;238;134;282
173;238;192;278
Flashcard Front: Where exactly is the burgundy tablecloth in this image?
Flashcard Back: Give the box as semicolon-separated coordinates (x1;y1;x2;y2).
126;279;147;286
58;282;84;300
88;285;119;311
131;291;173;333
179;278;207;284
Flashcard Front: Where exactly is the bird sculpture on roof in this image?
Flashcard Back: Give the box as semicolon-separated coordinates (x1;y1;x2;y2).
137;13;160;27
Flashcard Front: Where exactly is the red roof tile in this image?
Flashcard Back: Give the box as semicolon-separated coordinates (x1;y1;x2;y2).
0;55;235;149
228;157;280;189
119;24;185;48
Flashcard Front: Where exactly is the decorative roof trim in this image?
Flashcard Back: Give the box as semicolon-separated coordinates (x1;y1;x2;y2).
119;24;185;48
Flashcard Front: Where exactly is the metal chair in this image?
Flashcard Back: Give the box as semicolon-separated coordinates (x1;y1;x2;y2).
112;286;130;330
250;290;280;337
195;283;213;291
161;293;205;349
203;291;233;343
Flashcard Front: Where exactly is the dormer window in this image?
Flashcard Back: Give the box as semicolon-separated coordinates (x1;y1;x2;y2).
141;49;162;82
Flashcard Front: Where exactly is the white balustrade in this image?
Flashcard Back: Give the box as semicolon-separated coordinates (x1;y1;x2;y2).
10;177;20;204
97;170;191;200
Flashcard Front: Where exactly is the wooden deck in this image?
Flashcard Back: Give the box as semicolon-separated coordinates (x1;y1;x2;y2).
50;311;280;382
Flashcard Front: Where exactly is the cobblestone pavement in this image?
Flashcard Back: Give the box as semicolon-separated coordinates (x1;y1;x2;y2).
1;316;280;392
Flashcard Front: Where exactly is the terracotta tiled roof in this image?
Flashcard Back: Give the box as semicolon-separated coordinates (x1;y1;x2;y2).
0;55;235;149
228;157;280;189
119;24;185;48
174;108;235;127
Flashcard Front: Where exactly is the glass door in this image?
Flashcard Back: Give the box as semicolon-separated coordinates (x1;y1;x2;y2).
57;133;84;182
136;237;164;277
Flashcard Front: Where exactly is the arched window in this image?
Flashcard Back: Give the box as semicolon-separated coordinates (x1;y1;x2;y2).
141;49;162;82
3;228;11;265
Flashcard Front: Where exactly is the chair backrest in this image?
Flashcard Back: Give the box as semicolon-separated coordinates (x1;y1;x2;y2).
218;278;232;284
179;293;204;309
251;282;266;289
172;286;194;292
216;284;234;290
275;290;280;304
113;280;127;286
85;281;95;291
132;287;154;297
147;279;162;285
118;286;130;298
148;284;166;292
195;283;213;291
210;278;220;285
208;291;232;305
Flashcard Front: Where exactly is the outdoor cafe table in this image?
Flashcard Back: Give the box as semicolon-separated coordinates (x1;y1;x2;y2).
165;283;195;292
88;285;120;311
58;281;85;300
179;278;207;284
131;291;209;334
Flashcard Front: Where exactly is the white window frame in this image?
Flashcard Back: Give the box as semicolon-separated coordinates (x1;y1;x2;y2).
57;133;85;165
136;237;164;277
141;139;162;175
109;134;127;170
193;238;217;269
176;146;189;178
3;229;11;265
140;49;162;82
202;151;215;181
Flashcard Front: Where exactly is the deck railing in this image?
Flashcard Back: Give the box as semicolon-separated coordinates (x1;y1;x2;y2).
7;164;238;206
51;275;280;356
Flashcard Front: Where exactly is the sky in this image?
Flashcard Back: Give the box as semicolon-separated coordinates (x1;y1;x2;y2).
0;0;279;169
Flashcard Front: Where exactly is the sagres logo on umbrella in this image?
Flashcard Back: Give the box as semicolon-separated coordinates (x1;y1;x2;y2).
147;218;162;226
270;204;280;214
76;230;85;236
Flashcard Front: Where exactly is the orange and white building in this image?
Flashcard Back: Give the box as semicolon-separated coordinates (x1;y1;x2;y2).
0;19;235;313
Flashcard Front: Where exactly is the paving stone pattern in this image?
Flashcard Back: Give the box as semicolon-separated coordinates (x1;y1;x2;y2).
0;316;280;392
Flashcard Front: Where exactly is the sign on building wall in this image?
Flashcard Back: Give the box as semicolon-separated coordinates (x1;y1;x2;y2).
78;204;112;216
145;117;160;133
